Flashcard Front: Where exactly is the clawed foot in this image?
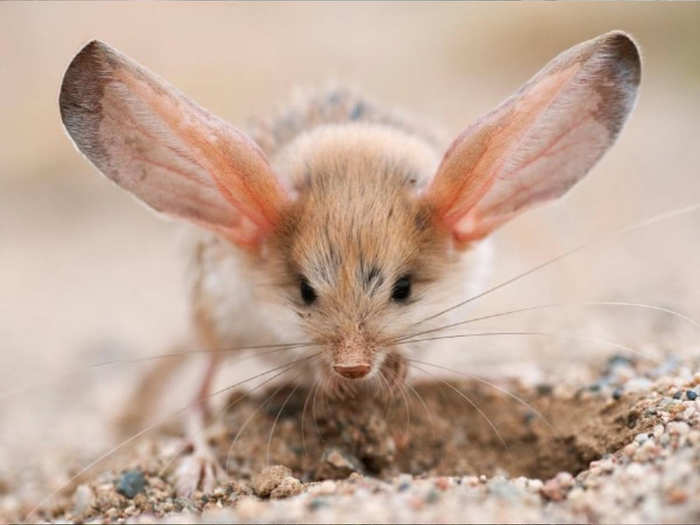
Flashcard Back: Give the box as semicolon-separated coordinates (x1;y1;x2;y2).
173;443;227;496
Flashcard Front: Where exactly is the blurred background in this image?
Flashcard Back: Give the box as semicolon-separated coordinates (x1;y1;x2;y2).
1;2;699;491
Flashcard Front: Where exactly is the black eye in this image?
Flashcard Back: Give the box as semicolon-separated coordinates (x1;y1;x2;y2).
391;275;411;302
299;277;317;305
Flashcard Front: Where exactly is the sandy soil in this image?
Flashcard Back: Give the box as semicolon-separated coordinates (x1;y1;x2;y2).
2;350;698;523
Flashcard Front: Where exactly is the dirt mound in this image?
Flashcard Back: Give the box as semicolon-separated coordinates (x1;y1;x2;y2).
218;380;650;482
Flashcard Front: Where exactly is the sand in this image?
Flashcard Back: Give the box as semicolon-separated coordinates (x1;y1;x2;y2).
2;351;698;524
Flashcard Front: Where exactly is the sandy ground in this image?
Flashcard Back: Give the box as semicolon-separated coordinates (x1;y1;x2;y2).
1;3;700;524
3;353;699;523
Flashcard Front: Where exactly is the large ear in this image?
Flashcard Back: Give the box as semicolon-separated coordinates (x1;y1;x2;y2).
59;40;288;248
426;31;641;244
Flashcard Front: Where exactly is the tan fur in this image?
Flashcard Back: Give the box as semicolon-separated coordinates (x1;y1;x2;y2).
59;32;641;493
59;31;641;396
187;110;470;394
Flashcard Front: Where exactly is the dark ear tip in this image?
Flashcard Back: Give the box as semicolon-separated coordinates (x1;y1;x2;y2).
59;40;114;121
599;31;642;85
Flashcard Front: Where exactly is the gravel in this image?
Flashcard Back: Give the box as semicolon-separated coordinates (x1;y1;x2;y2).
2;354;699;523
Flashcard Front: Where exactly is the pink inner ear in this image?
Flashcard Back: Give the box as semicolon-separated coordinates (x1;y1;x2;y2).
115;68;288;241
430;64;581;242
427;32;641;246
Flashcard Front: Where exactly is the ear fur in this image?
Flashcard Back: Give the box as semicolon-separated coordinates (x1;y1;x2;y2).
59;40;288;247
426;31;641;244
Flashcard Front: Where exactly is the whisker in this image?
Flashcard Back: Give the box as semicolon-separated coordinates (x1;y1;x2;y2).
1;340;319;403
398;330;660;363
376;369;395;420
301;379;320;460
225;359;316;471
157;358;307;479
411;202;700;327
407;358;555;432
311;377;325;445
395;375;412;437
403;381;436;440
408;363;510;455
265;382;301;467
24;351;320;522
393;301;700;344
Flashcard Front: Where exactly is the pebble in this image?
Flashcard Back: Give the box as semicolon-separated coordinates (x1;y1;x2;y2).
667;421;690;437
652;424;665;438
634;433;649;444
72;484;94;517
633;440;661;462
117;470;146;499
622;442;639;457
252;465;293;497
309;480;337;496
666;488;688;504
434;477;451;491
319;447;364;478
308;497;329;511
270;476;303;499
425;489;440;504
540;472;574;501
686;390;698;401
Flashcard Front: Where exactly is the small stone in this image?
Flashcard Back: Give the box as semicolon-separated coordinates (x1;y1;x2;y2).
554;472;574;489
425;489;440;504
252;465;292;497
318;447;363;478
626;462;645;479
622;442;639;457
634;433;649;444
72;484;94;517
308;497;329;511
612;388;623;400
434;477;451;491
117;470;146;499
667;421;690;437
309;480;337;496
673;391;683;400
686;390;698;401
607;354;633;368
666;488;688;504
591;458;614;473
270;476;303;499
541;480;565;501
687;430;700;446
540;472;573;502
462;476;480;487
634;440;661;462
536;384;553;395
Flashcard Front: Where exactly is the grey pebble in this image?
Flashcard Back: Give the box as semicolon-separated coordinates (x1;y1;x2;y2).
116;470;146;499
686;390;698;401
308;497;329;511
